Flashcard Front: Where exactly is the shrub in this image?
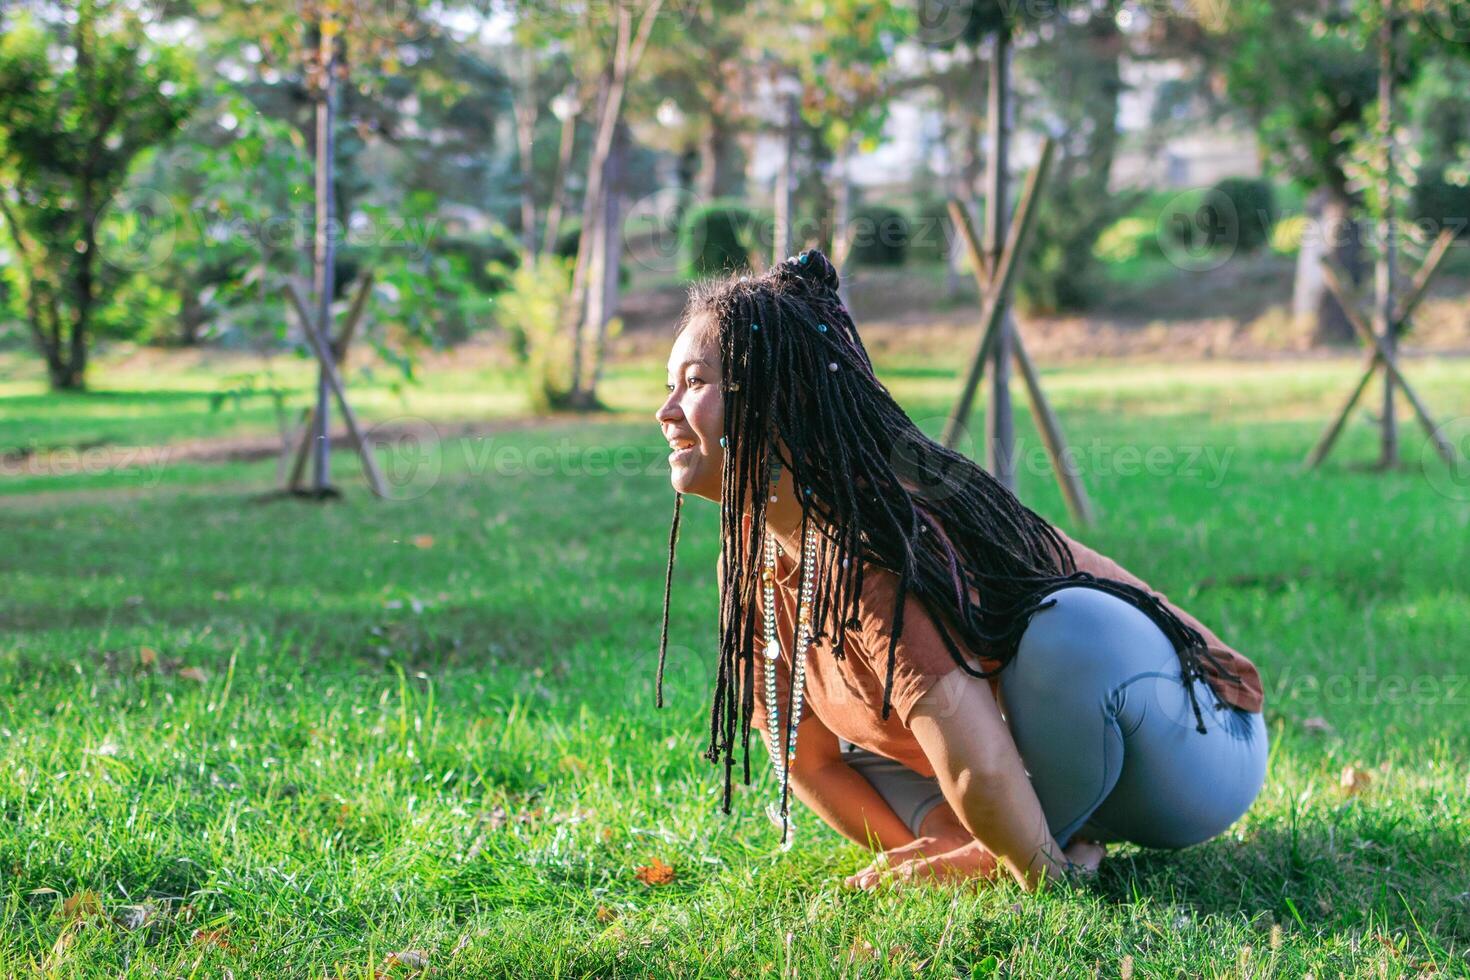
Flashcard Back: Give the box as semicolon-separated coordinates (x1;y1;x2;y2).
1411;176;1470;241
848;204;909;266
1192;177;1277;254
488;255;576;413
679;201;760;279
1093;216;1164;265
908;199;959;265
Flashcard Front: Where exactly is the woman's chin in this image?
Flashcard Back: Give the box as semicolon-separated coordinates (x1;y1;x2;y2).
670;469;717;501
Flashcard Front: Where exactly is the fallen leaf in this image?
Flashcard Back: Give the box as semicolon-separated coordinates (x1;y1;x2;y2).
596;905;619;923
178;666;209;683
381;949;430;972
59;890;101;922
43;922;79;972
114;903;155;932
845;937;878;964
1301;716;1333;733
449;932;473;957
192;926;233;951
139;646;157;668
1340;765;1374;795
634;857;675;885
411;534;435;549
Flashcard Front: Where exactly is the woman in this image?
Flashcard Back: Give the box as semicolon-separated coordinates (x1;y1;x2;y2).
653;249;1267;892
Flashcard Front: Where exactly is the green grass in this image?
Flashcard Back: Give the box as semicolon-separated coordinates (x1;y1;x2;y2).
2;349;1469;976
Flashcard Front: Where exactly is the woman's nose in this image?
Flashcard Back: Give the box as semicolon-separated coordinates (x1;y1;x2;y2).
655;394;680;424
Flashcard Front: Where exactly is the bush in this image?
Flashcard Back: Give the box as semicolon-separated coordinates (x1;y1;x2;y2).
908;199;959;265
848;204;909;266
489;255;576;413
1270;213;1309;255
552;219;635;288
1411;177;1470;240
1171;177;1277;255
678;201;760;279
1018;181;1144;313
1092;216;1165;265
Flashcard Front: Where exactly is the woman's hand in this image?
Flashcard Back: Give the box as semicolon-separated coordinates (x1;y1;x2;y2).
845;838;1001;891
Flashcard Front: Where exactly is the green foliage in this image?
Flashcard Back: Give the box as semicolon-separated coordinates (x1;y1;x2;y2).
848;204;909;267
908;199;958;265
679;201;761;280
488;255;576;413
1019;181;1144;314
0;1;199;389
1209;177;1277;253
1092;216;1165;265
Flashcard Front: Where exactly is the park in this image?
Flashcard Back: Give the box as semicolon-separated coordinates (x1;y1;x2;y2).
2;0;1469;976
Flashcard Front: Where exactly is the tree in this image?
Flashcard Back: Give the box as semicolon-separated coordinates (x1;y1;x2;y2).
1202;0;1382;344
0;1;198;390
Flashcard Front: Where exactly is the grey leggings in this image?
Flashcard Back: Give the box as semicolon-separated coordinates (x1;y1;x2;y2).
842;585;1268;850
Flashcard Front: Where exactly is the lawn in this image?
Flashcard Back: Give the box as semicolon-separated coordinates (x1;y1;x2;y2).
1;347;1468;977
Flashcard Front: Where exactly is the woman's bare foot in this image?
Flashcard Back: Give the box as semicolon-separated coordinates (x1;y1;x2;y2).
1062;837;1106;875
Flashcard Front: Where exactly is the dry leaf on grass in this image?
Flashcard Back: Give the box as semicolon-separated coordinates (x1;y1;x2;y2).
376;949;431;976
113;903;155;932
596;905;619;924
1301;716;1333;733
634;857;675;885
177;666;209;683
59;891;101;922
411;534;436;549
43;922;80;972
1340;765;1374;795
192;926;234;951
139;646;157;668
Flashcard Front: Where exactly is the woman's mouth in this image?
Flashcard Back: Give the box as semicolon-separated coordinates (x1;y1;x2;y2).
668;440;698;465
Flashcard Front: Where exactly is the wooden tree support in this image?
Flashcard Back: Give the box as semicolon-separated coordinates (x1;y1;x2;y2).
281;272;375;491
282;281;389;498
941;137;1095;526
1304;229;1460;470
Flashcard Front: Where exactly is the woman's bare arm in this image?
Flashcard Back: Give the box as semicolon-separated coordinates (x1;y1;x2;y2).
765;710;920;853
907;668;1073;891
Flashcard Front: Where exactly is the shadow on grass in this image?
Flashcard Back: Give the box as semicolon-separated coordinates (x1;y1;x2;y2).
1092;824;1470;947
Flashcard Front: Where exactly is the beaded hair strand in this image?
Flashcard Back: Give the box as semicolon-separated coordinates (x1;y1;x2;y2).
660;248;1242;836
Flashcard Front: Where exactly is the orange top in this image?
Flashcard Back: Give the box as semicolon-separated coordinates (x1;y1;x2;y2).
734;525;1265;779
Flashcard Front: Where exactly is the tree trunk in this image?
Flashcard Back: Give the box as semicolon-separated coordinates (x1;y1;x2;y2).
310;30;339;492
697;116;740;200
541;90;579;258
1314;188;1364;345
586;121;629;400
832;136;854;307
773;90;798;263
514;96;539;260
985;30;1015;490
178;288;207;345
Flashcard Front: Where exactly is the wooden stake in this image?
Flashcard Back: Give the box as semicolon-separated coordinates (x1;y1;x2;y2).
284;283;389;497
942;137;1055;450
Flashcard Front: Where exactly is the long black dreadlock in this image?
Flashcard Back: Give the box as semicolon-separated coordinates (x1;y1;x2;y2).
655;248;1243;829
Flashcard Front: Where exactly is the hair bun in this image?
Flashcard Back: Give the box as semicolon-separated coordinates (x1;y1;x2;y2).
776;248;841;297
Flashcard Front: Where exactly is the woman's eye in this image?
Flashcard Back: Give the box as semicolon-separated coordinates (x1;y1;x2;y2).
686;376;704;387
664;382;676;393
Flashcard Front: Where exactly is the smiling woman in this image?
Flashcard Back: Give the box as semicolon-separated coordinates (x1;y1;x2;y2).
651;249;1267;892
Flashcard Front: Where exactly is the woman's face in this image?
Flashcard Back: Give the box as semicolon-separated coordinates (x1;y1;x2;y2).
655;317;725;502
